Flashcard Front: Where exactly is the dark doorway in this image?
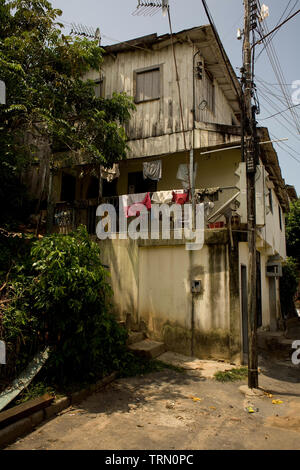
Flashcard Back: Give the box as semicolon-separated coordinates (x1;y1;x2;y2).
128;171;157;194
61;172;76;202
241;265;248;357
103;178;118;198
256;251;262;328
269;277;277;331
86;176;99;199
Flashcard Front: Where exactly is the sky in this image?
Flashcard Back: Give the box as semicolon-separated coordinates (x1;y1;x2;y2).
50;0;300;194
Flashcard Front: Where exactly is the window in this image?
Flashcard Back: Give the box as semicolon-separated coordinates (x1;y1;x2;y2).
268;189;273;214
205;71;215;114
134;66;161;103
94;78;105;98
278;205;282;231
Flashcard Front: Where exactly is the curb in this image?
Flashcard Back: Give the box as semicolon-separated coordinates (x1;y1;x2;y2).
0;371;118;449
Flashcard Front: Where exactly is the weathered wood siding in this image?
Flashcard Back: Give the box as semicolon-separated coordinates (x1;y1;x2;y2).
86;40;237;158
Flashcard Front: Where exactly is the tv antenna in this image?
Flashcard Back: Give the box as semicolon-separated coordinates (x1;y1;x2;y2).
132;0;169;17
70;23;101;45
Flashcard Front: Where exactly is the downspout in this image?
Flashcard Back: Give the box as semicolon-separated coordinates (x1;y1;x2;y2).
45;166;54;234
189;48;202;357
191;49;202;226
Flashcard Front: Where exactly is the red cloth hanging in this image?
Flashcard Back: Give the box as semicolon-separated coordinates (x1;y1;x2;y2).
127;192;151;217
142;192;152;210
172;191;189;205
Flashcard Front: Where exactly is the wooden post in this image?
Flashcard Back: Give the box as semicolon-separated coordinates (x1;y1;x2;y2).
243;0;259;388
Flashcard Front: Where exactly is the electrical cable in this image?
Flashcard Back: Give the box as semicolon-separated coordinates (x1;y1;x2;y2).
255;0;299;62
257;88;300;141
257;76;300;134
256;0;300;132
256;12;300;133
259;103;300;120
200;0;242;106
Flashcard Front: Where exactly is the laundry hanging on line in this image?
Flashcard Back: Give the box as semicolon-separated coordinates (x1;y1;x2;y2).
101;163;120;183
151;190;173;204
196;187;220;196
172;190;189;205
143;160;162;181
176;163;198;189
119;192;151;218
151;190;190;205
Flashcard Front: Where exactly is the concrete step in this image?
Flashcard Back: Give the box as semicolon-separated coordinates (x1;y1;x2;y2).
128;339;166;359
127;331;145;346
258;331;295;359
285;318;300;339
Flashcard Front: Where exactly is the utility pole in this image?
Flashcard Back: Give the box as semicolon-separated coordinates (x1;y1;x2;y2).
242;0;259;388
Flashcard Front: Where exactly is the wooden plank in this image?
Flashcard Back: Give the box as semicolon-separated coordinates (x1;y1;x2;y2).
0;394;53;429
0;347;50;412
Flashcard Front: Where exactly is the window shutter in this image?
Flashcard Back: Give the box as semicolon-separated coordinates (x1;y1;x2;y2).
136;67;160;102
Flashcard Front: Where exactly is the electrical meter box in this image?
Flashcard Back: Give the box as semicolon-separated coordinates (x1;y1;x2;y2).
191;280;202;294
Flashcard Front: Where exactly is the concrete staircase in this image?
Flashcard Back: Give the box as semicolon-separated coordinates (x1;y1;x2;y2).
128;338;166;359
125;329;166;359
285;317;300;340
257;330;296;360
118;316;166;360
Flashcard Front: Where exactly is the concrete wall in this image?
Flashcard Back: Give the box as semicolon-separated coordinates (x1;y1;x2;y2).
239;241;282;334
258;186;286;259
117;148;240;192
99;232;241;362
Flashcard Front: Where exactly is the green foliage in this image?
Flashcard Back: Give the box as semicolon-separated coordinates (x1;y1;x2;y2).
0;229;31;283
0;0;135;224
1;226;128;384
214;367;248;383
286;199;300;263
14;381;56;405
280;257;299;319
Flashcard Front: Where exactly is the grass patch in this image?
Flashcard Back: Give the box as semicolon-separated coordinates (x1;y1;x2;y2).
214;367;248;383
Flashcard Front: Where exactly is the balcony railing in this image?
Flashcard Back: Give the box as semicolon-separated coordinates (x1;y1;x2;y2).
54;199;98;234
53;188;239;236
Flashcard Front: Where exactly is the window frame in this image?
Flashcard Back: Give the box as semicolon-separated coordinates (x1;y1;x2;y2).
133;64;163;104
205;70;215;115
268;189;273;214
93;76;106;99
278;205;283;231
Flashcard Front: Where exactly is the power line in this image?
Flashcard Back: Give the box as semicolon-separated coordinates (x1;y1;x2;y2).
255;0;299;62
253;7;300;47
259;103;300;120
270;132;300;165
258;88;300;141
200;0;241;106
256;1;300;132
256;75;294;87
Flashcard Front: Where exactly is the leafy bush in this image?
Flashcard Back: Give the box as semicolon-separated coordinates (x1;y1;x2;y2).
1;226;128;385
286;199;300;263
280;257;299;319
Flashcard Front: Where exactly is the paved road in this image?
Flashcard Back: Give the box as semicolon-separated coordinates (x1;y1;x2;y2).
6;359;300;450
